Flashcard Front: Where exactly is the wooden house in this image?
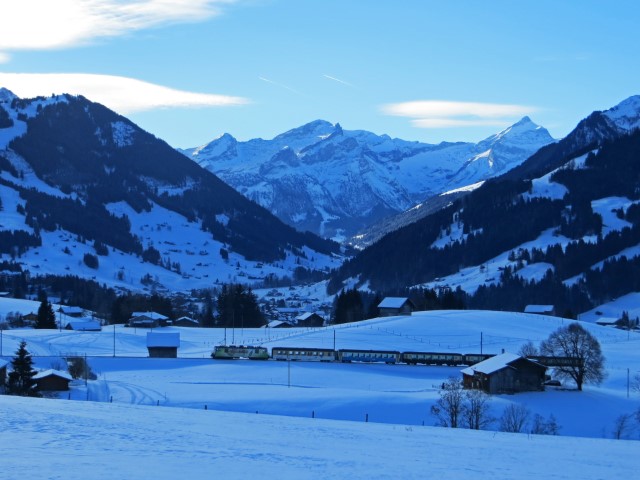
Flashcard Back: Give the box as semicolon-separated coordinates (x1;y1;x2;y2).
64;319;102;331
58;305;84;317
34;369;72;391
146;332;180;358
377;297;415;317
174;316;199;327
266;320;292;329
296;312;324;327
461;352;546;394
524;305;556;316
129;311;170;328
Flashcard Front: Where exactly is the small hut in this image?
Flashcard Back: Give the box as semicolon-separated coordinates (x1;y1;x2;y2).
34;369;73;391
146;332;180;358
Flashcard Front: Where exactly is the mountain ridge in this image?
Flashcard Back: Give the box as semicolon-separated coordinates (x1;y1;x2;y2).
181;117;554;240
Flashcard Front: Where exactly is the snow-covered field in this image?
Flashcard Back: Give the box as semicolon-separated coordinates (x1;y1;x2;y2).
1;299;639;478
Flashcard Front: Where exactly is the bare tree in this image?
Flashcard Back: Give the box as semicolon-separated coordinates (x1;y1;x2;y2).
462;389;493;430
431;377;465;428
612;412;634;440
518;340;538;358
499;404;530;433
531;413;561;435
540;322;605;391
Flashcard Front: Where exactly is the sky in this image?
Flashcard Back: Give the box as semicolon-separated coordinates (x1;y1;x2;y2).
0;1;639;149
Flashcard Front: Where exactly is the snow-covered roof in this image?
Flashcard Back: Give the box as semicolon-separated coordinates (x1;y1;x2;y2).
58;306;84;315
461;352;523;376
65;320;101;331
595;317;619;325
0;359;8;368
296;311;320;321
378;297;411;309
146;332;180;348
33;369;73;381
524;305;554;313
131;311;168;320
266;320;291;328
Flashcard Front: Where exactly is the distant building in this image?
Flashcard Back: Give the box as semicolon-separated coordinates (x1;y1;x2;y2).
58;306;84;317
377;297;415;317
296;312;324;327
129;311;170;328
595;317;619;327
266;320;292;329
524;305;555;316
146;332;180;358
64;319;102;331
461;352;546;394
34;369;73;391
174;316;199;327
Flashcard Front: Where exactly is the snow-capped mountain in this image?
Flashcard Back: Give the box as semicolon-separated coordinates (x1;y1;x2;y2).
181;118;554;241
0;89;341;295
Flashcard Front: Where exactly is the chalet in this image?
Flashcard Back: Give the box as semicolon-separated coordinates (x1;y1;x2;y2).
266;320;292;329
129;311;170;328
34;369;72;391
65;318;102;331
0;359;8;386
595;317;619;327
146;332;180;358
461;352;546;394
524;305;556;316
21;312;38;327
296;312;324;327
174;316;199;327
377;297;415;317
58;306;84;317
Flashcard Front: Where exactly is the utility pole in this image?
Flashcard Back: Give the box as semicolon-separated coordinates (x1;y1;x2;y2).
113;324;116;357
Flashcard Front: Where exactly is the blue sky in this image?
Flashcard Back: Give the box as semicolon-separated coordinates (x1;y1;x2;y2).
0;1;639;148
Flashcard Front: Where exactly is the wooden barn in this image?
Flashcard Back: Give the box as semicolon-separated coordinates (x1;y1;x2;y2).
524;304;556;316
377;297;415;317
174;316;199;327
146;332;180;358
0;359;8;387
296;312;324;327
34;369;72;391
461;352;546;394
129;311;170;328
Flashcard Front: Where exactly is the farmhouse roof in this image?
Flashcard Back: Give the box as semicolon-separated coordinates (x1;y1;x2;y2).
146;332;180;348
524;304;554;314
377;297;411;309
296;312;318;321
461;352;523;376
131;311;168;320
33;369;73;381
0;359;8;369
58;305;84;315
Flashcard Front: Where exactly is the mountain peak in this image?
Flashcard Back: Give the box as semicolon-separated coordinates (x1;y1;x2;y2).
602;95;640;133
274;120;335;141
0;87;17;103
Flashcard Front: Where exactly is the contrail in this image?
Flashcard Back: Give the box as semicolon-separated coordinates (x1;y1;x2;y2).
323;74;353;87
258;76;303;95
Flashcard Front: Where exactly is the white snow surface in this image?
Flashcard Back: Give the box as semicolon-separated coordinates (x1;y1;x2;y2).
1;302;639;480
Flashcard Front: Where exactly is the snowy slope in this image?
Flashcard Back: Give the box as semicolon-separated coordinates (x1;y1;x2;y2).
1;302;638;438
182;118;553;240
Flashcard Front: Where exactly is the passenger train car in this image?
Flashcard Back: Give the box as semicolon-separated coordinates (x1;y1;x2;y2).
271;347;336;362
212;345;269;360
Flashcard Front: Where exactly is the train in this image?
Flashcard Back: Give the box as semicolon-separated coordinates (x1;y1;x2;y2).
212;345;496;366
211;345;581;368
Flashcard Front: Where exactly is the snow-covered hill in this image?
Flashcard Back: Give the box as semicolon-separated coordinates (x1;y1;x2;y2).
1;306;639;479
181;118;553;241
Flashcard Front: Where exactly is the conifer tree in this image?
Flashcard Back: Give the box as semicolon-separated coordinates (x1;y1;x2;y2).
36;299;57;329
6;341;40;397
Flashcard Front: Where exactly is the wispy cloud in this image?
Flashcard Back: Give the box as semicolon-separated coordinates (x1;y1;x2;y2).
0;0;233;53
323;74;354;87
0;73;249;113
381;100;537;130
258;76;303;95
